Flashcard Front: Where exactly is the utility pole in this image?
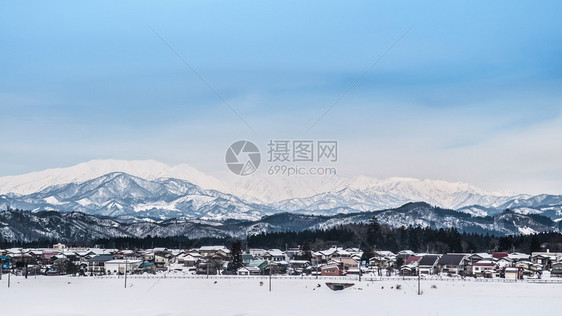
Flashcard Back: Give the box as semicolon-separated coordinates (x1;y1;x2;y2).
316;261;318;280
417;273;421;295
24;250;28;279
269;263;272;292
20;249;23;278
124;257;128;288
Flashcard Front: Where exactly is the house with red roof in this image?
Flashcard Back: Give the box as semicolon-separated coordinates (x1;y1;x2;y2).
492;252;509;259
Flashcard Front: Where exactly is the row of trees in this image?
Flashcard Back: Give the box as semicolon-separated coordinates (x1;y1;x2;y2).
245;218;560;254
2;217;562;254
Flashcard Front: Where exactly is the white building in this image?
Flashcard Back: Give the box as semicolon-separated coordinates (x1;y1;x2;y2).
104;259;142;275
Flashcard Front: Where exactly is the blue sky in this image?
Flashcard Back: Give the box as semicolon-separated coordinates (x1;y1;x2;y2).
1;1;561;194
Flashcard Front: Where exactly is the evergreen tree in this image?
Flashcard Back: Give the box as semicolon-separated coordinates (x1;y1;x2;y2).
395;257;404;269
300;241;312;261
230;240;243;271
530;235;541;252
65;260;79;275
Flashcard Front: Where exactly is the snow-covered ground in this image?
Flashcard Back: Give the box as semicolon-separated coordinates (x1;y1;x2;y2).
0;275;560;315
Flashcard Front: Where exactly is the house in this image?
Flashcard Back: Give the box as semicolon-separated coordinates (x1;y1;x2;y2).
314;247;338;262
514;261;533;271
551;262;562;277
177;253;201;267
87;254;114;275
196;262;219;275
41;251;59;264
532;251;562;270
436;254;470;276
237;266;261;275
417;255;440;275
531;253;552;269
492;252;509;259
332;257;359;271
237;267;250;275
495;257;512;269
104;259;142;275
138;262;156;274
320;263;342;276
472;261;497;277
514;261;539;277
249;248;267;259
508;252;530;262
400;264;417;276
154;254;172;271
248;260;268;274
199;246;230;259
285;247;302;260
52;243;67;250
470;253;493;262
242;253;254;265
369;251;396;270
398;255;421;276
263;249;288;262
316;247;363;261
265;261;287;275
113;250;138;260
26;250;43;263
139;250;154;261
0;255;12;270
397;250;415;260
288;260;310;275
404;255;422;265
75;251;97;261
504;267;522;280
62;251;80;265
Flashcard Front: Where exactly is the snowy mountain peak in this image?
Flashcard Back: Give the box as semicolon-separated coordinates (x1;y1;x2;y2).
0;159;228;195
0;159;560;222
347;176;492;196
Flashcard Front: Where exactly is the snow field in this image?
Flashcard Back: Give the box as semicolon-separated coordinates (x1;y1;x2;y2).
0;275;560;315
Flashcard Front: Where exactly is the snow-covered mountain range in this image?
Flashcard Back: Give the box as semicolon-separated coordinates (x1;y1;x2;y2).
1;203;559;242
0;160;561;228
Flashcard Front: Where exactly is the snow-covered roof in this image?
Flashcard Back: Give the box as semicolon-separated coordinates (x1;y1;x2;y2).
238;266;260;272
473;253;493;259
374;250;396;257
321;264;340;270
249;248;267;255
508;253;530;260
248;260;267;267
168;263;186;270
199;246;228;251
398;250;415;255
400;264;417;270
265;249;285;256
473;260;496;266
105;259;142;265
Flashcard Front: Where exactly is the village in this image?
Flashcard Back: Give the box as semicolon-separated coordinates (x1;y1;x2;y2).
1;243;562;281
